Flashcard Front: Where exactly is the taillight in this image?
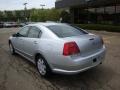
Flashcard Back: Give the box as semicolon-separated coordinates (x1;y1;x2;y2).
63;42;80;56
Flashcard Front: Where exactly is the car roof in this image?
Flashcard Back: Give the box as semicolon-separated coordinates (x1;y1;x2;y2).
28;22;66;27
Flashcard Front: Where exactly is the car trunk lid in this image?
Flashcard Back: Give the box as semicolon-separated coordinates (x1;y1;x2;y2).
62;34;103;56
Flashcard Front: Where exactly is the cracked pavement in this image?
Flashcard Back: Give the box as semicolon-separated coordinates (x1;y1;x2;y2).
0;28;120;90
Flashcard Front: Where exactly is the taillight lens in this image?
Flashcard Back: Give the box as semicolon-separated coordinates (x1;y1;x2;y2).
63;42;80;56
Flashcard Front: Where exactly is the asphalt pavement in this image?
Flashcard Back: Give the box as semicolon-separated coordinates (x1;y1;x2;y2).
0;28;120;90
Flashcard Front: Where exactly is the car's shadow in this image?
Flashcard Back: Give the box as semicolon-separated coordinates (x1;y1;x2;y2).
10;52;114;90
47;65;114;90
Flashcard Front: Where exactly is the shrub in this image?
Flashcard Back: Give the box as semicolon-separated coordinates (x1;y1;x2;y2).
75;24;120;32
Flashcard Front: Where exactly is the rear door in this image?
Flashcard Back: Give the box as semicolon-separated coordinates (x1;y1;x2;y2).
22;26;42;60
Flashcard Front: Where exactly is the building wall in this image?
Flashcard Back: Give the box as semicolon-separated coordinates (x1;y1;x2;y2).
56;0;120;9
89;5;120;14
71;5;120;24
56;0;120;24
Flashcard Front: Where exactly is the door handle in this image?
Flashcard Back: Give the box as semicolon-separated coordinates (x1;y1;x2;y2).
34;41;38;44
89;38;94;40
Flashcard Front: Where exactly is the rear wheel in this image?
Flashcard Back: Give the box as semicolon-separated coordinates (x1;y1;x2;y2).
9;42;15;55
36;55;51;77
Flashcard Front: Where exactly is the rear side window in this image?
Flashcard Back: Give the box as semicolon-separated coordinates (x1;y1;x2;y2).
47;24;87;38
28;26;41;38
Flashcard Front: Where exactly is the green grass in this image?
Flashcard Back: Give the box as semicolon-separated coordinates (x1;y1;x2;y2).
75;24;120;32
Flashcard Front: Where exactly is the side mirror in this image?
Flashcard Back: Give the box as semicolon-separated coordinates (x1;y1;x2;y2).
12;33;20;37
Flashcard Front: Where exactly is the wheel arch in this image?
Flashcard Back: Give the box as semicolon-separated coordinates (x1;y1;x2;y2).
34;52;52;71
34;53;49;65
35;53;44;64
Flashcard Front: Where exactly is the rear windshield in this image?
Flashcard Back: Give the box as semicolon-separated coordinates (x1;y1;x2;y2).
47;24;88;38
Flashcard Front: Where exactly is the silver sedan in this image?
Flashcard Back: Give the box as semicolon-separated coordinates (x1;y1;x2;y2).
9;23;106;77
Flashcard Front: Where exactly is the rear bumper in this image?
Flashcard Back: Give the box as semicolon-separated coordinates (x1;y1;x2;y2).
52;46;106;75
53;63;101;74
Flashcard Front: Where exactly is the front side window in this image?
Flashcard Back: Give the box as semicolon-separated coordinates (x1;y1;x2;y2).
18;26;29;37
28;26;41;38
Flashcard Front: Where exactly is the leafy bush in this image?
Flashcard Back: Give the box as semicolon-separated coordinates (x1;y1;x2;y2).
76;24;120;32
30;8;61;22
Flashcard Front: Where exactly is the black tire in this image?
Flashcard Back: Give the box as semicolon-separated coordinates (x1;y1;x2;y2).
9;42;15;55
36;55;52;77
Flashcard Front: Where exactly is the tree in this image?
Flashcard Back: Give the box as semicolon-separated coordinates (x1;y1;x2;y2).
60;10;71;23
0;8;61;22
4;11;14;21
30;8;61;22
0;11;4;21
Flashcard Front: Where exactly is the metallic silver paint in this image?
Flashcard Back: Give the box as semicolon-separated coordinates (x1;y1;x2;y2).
9;23;106;75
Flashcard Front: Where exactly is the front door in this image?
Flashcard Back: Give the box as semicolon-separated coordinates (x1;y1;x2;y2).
22;26;42;60
14;26;30;53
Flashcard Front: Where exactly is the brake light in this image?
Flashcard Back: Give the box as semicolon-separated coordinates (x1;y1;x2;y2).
63;42;80;56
